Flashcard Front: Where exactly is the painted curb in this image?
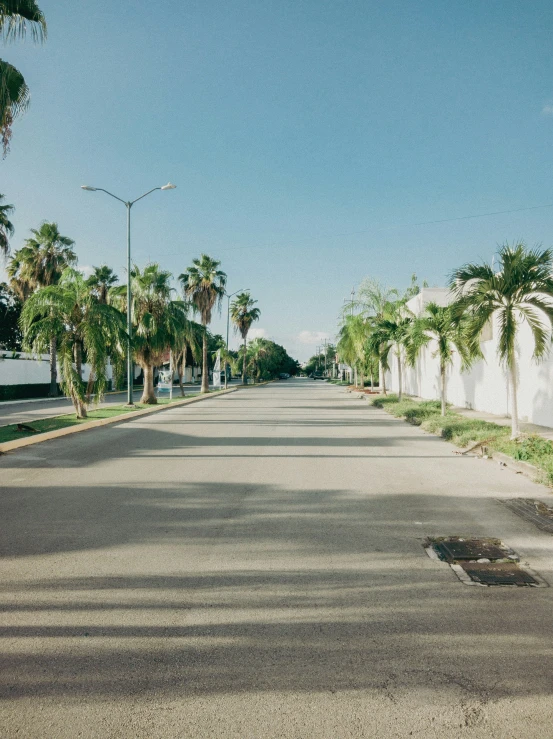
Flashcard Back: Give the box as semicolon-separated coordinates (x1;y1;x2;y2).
0;387;239;455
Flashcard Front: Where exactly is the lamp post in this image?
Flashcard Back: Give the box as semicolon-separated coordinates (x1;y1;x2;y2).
224;288;248;389
81;182;176;406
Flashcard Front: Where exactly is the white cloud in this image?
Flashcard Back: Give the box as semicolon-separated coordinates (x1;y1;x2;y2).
297;330;330;345
248;328;268;340
542;105;553;116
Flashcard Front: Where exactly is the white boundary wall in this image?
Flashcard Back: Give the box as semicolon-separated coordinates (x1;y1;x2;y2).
0;353;110;385
385;288;553;427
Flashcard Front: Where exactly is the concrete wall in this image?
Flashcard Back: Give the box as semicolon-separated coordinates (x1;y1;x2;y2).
0;353;111;385
386;288;553;427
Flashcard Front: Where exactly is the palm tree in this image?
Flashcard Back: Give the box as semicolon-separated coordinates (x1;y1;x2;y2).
179;255;227;393
354;278;399;393
0;193;14;256
20;268;125;417
0;0;47;155
337;314;368;388
245;338;269;383
370;302;414;401
112;264;191;404
86;265;118;304
172;318;203;396
408;302;478;416
450;242;553;439
8;221;76;396
230;292;260;384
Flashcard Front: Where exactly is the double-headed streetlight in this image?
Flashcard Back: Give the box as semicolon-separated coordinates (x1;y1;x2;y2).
224;288;248;389
81;182;176;406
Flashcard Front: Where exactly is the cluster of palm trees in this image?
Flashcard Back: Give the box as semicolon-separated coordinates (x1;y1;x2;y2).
337;242;553;439
3;216;265;417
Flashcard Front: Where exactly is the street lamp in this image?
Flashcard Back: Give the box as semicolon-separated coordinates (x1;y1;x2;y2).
224;288;248;389
81;182;176;406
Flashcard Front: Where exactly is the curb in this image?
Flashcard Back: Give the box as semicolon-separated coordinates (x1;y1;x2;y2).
490;450;540;480
0;387;239;455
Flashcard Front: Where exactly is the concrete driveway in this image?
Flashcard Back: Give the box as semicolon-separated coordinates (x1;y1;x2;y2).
1;379;553;737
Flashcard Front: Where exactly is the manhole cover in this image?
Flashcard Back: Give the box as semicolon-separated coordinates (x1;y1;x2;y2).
431;537;516;563
459;562;539;586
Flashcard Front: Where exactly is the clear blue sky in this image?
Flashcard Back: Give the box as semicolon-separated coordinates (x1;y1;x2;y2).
3;0;553;360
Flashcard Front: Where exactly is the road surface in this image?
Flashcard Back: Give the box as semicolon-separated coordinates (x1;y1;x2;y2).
1;379;553;737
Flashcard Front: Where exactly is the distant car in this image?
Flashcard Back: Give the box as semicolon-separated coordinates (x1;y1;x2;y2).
313;373;326;380
278;373;290;380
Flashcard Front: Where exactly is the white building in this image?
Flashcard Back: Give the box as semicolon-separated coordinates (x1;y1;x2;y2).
386;288;553;427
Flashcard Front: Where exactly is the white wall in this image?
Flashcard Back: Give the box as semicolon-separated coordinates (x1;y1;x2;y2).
386;288;553;427
0;353;111;386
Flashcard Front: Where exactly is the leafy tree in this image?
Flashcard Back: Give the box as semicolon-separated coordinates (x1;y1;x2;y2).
0;193;14;256
450;242;553;439
20;268;125;417
179;254;227;394
0;281;21;349
8;221;77;395
0;0;47;155
113;263;190;404
408;302;478;415
230;292;260;383
86;265;118;304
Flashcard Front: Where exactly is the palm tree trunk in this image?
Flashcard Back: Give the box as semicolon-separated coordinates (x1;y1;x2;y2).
141;363;157;404
440;361;447;416
354;366;358;387
359;368;364;390
201;327;209;394
49;336;58;397
370;369;374;390
509;357;520;439
74;341;83;381
397;353;403;401
242;336;247;384
380;359;387;395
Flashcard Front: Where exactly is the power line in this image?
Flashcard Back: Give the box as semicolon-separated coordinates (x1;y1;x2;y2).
157;200;553;258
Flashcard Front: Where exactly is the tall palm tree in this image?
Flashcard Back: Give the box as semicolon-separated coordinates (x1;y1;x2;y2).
450;242;553;439
20;268;125;417
85;265;118;304
0;0;47;155
8;221;76;396
0;193;14;256
230;292;260;384
408;302;478;416
179;254;227;393
112;263;191;404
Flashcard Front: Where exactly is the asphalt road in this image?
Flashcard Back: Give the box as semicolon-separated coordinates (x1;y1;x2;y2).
1;379;553;738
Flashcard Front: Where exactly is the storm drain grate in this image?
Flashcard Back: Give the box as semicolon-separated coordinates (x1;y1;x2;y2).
459;562;539;586
499;499;553;534
430;537;517;563
424;537;548;587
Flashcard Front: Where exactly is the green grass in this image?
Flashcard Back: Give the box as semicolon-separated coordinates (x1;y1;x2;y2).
0;394;200;444
371;394;553;485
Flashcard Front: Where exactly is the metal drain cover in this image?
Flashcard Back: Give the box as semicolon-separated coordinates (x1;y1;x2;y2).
460;562;539;586
432;537;516;563
500;499;553;534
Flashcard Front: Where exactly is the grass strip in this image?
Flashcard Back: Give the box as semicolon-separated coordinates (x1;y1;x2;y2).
0;395;199;444
370;394;553;486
